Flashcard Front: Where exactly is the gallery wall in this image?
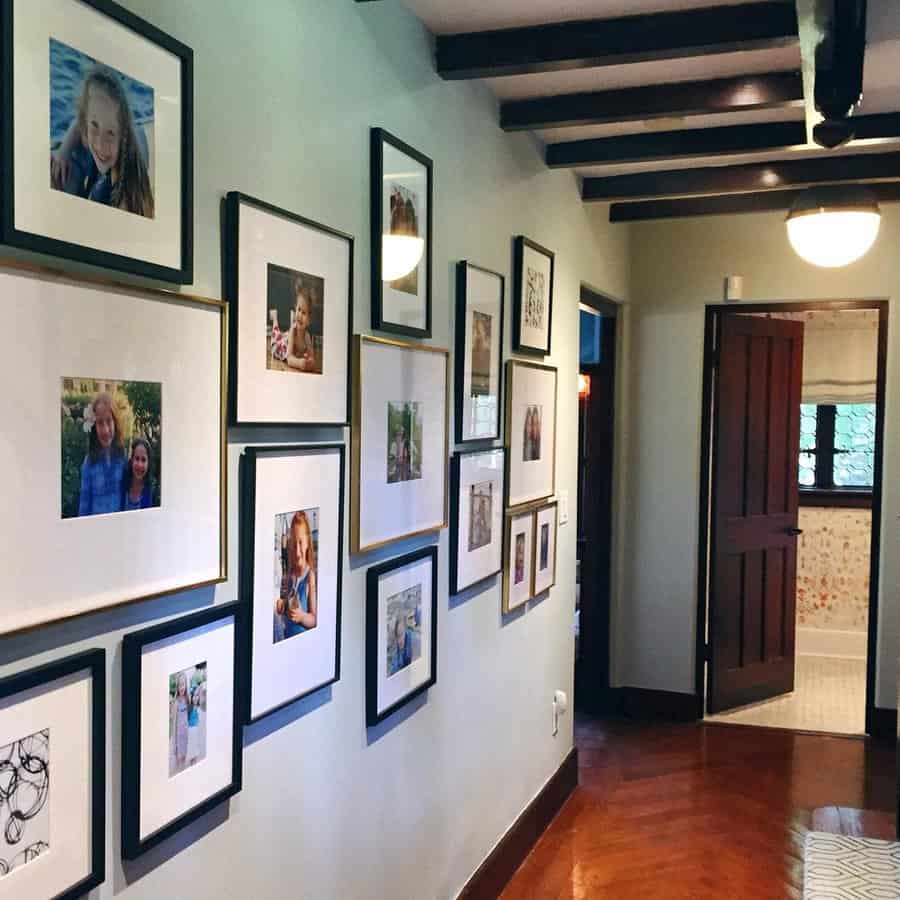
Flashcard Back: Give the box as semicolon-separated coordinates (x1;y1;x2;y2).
621;207;899;711
0;1;628;898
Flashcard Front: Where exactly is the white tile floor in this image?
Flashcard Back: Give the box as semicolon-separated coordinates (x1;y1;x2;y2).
705;655;867;735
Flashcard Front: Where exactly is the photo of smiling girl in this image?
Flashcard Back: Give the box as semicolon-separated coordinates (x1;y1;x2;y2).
49;38;155;219
122;437;156;511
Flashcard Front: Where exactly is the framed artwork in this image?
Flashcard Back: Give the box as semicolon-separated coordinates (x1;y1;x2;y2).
1;0;193;283
239;444;344;723
512;236;555;355
0;648;105;900
370;128;433;338
225;192;353;426
503;507;534;613
0;262;226;637
121;602;243;859
455;261;505;443
533;500;558;595
351;335;449;553
366;546;437;726
449;448;505;595
505;360;557;508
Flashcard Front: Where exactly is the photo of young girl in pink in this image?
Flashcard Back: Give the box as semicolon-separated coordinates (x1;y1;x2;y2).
168;663;207;778
265;264;324;375
49;38;155;219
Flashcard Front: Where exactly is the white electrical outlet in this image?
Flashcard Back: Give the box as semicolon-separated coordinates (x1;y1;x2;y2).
558;490;569;525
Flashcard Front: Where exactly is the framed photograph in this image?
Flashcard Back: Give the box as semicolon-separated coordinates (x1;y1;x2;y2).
449;448;505;595
351;335;449;553
503;507;534;613
0;648;105;900
240;444;344;723
533;501;558;595
0;262;226;637
121;602;242;859
1;0;193;283
455;261;504;443
512;236;555;355
366;546;437;726
505;360;557;508
370;128;433;338
225;192;353;426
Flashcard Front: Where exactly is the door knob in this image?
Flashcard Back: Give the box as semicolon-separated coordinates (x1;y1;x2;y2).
785;527;803;536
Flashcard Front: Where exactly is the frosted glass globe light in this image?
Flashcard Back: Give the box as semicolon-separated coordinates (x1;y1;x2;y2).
382;235;425;281
785;186;881;268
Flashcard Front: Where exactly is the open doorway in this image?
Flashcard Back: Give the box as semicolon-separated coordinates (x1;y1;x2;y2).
697;301;887;736
575;286;617;712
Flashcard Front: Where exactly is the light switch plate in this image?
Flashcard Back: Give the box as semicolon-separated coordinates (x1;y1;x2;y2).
558;490;569;525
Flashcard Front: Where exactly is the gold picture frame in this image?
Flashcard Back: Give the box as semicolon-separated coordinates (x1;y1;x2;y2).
351;334;449;553
502;504;536;614
532;499;558;596
0;258;227;637
504;359;558;508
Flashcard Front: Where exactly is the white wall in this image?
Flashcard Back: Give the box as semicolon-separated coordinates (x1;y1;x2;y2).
621;208;899;711
0;2;629;899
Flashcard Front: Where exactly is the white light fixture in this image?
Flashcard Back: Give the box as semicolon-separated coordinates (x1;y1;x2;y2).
786;185;881;268
381;234;425;281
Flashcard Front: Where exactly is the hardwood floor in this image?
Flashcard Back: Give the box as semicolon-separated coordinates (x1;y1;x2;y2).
500;717;896;899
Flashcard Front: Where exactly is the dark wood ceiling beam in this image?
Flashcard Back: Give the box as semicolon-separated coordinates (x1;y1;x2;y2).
546;111;900;169
582;151;900;202
609;181;900;221
500;72;803;132
546;121;807;168
436;1;799;80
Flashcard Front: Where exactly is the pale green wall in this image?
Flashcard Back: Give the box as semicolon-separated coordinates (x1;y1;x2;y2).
623;208;899;711
0;2;629;898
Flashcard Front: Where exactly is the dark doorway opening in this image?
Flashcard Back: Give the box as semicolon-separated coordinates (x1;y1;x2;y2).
575;286;618;712
697;300;888;735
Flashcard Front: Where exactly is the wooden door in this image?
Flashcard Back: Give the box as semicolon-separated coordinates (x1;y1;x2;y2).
708;314;804;713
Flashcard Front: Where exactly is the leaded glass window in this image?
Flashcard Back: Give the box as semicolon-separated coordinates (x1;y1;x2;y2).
799;402;876;490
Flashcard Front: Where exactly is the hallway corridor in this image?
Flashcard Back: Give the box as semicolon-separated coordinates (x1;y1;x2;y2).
501;717;896;899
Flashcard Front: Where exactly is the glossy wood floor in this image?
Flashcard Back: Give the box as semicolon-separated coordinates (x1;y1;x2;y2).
501;717;896;900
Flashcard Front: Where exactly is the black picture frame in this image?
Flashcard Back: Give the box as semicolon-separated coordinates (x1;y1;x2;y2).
512;235;555;355
0;648;106;900
455;260;505;444
449;447;506;595
121;602;243;859
370;127;433;338
366;545;438;726
224;192;355;427
239;443;345;724
0;0;194;283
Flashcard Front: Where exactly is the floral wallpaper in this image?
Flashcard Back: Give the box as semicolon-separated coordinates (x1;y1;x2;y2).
796;507;871;631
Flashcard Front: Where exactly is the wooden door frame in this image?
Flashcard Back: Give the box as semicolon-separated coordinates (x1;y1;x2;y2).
696;299;889;734
576;284;619;711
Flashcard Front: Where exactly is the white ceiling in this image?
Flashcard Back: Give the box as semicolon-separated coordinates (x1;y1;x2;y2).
400;0;900;190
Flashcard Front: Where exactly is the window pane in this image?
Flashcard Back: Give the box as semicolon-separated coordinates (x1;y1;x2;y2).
798;452;816;487
833;403;875;487
799;404;817;451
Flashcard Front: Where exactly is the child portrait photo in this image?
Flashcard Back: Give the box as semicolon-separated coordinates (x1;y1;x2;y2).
60;377;162;519
0;729;50;878
387;401;423;484
385;584;422;677
470;310;492;397
514;532;526;585
265;263;324;375
387;182;420;295
540;522;550;571
523;404;542;462
49;37;155;219
273;508;319;644
168;662;207;778
524;265;546;331
468;481;493;552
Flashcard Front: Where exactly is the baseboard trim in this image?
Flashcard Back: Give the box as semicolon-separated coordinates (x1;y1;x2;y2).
457;747;578;900
616;687;700;722
869;706;897;741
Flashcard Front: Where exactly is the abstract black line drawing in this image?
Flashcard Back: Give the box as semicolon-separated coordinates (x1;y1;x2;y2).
0;728;50;877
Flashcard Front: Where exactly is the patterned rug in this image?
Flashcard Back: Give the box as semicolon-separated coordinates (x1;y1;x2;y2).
804;832;900;898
